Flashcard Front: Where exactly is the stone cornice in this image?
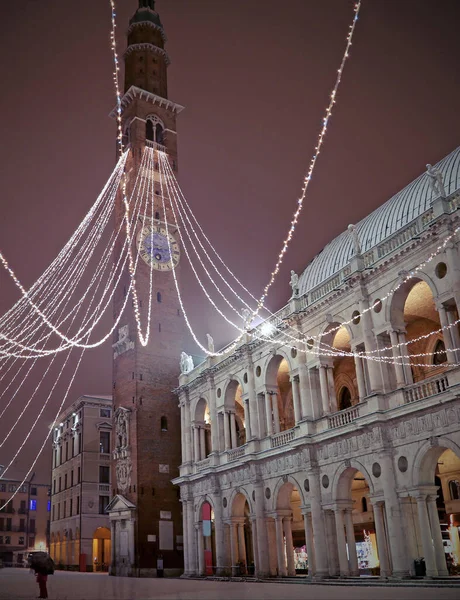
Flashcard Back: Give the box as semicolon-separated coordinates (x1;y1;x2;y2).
109;85;184;119
127;19;167;43
124;42;170;65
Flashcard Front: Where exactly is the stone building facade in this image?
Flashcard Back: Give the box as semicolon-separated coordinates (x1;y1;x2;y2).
0;468;50;566
173;147;460;579
49;395;112;571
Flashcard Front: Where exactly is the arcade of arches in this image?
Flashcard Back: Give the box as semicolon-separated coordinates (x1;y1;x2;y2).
50;527;111;571
184;445;460;578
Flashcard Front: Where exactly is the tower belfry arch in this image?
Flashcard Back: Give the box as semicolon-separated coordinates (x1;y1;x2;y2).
109;0;185;577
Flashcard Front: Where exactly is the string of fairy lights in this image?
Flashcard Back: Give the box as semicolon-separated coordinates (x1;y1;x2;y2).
1;0;459;505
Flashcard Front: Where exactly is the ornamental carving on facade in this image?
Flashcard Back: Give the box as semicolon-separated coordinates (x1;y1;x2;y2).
113;407;131;460
112;324;134;359
116;456;133;494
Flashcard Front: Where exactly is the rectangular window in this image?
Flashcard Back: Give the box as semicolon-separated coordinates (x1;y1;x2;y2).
29;500;37;511
100;431;110;454
59;446;63;465
0;518;3;530
100;408;111;418
71;471;74;487
99;496;109;515
77;467;80;484
59;477;61;492
47;500;51;512
20;485;27;493
63;501;66;518
29;519;35;534
70;498;73;516
8;484;16;493
30;487;37;496
0;484;5;492
65;442;69;462
76;496;80;515
29;537;35;548
99;466;110;484
54;449;57;468
19;536;24;545
57;503;60;520
5;536;10;545
53;479;56;494
0;536;3;544
20;500;26;514
52;505;55;521
19;519;25;531
64;474;67;489
78;433;82;454
6;518;11;531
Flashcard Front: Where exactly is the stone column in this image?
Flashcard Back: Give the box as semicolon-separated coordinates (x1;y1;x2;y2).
184;400;192;463
237;522;247;566
187;501;197;575
398;330;413;385
372;501;390;578
199;426;206;460
283;516;296;576
309;472;329;578
326;367;338;412
264;392;273;436
302;511;316;577
250;517;258;574
271;393;280;434
181;501;189;575
344;508;359;576
319;365;330;415
230;412;237;449
290;376;301;424
110;521;116;574
416;494;437;577
334;508;349;576
298;361;313;420
353;350;367;400
244;399;251;442
274;516;287;577
180;403;186;464
193;425;200;463
427;495;448;576
447;309;460;362
359;296;383;393
196;522;205;575
213;494;226;576
246;359;259;439
254;483;269;577
229;521;238;572
325;510;339;576
223;411;231;450
438;304;455;363
388;330;406;388
208;380;219;452
380;452;410;577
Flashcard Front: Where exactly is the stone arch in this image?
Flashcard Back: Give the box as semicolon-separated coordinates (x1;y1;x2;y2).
412;436;460;486
262;349;293;385
273;475;306;510
387;272;439;328
318;317;354;348
193;396;209;422
223;377;244;409
229;487;253;516
223;378;246;446
194;494;216;521
332;459;375;501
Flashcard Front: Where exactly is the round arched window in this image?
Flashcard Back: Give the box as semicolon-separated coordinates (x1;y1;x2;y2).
339;387;352;410
433;339;447;365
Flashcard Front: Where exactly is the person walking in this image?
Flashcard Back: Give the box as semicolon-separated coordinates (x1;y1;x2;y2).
34;567;48;599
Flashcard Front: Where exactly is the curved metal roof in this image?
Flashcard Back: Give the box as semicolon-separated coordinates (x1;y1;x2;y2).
298;146;460;296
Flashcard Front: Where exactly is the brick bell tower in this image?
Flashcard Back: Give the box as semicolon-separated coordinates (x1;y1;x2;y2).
107;0;185;577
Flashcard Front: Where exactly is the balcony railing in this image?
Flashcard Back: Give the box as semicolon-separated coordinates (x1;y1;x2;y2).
98;484;110;494
404;374;449;404
270;428;295;449
328;404;360;429
227;445;246;462
195;458;211;471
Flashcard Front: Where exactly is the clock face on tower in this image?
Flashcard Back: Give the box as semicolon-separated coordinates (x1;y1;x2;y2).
136;222;180;270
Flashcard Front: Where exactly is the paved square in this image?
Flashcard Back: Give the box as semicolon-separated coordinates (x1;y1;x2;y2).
1;569;459;600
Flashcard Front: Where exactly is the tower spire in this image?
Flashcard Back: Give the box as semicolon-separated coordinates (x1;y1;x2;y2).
139;0;155;8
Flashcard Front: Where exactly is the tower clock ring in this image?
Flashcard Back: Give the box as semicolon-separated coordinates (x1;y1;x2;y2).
136;222;180;271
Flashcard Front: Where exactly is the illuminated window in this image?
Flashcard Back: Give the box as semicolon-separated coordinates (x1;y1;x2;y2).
100;431;111;454
29;500;37;511
161;416;168;431
449;480;460;500
47;500;51;512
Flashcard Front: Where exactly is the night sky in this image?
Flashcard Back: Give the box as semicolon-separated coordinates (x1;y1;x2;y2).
0;0;459;482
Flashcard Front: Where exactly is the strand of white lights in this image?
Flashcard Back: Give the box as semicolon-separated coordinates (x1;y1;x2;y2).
160;147;460;363
0;146;152;358
0;153;128;353
109;0;153;347
0;153;127;338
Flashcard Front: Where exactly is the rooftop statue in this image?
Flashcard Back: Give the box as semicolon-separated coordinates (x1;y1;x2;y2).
426;164;447;198
180;351;194;374
290;270;299;298
347;223;362;256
